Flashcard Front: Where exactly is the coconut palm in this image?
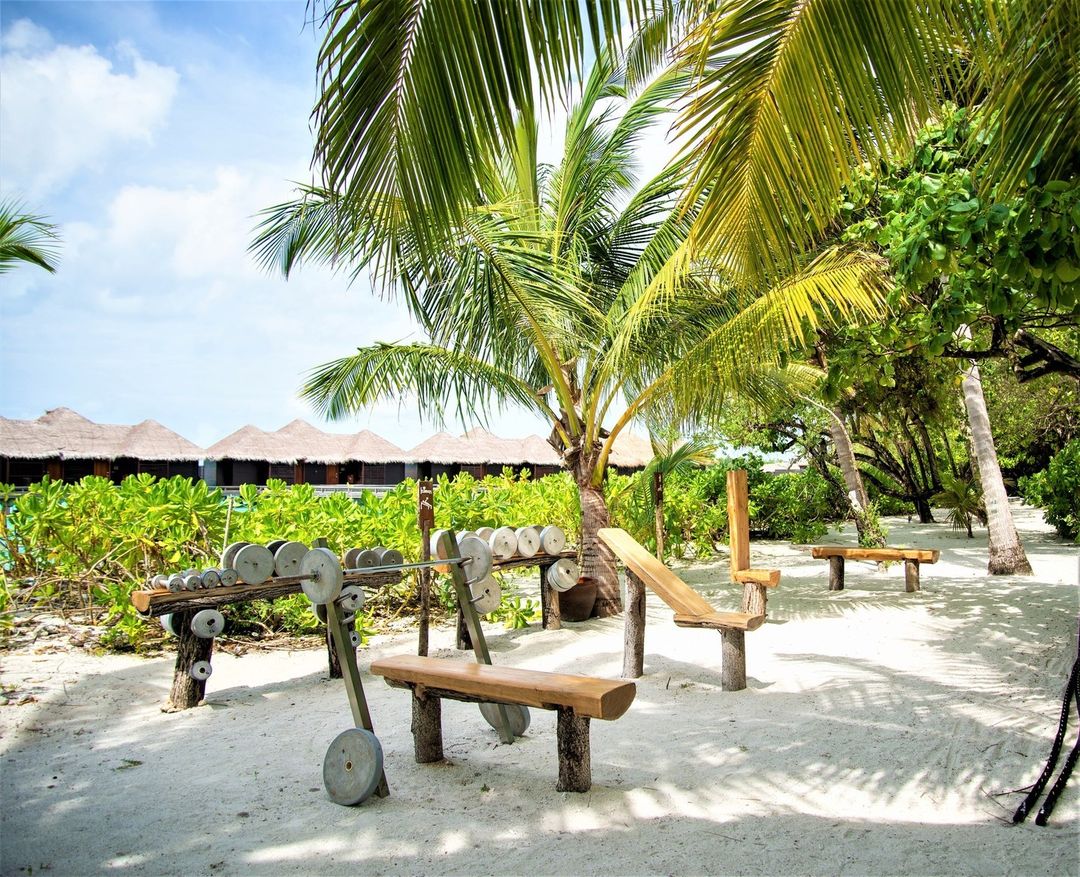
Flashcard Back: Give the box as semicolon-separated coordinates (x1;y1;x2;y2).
0;200;59;274
255;52;887;615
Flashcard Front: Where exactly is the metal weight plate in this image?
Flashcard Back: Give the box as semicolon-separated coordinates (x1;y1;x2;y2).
184;573;203;590
479;702;531;738
234;544;275;585
488;527;517;560
539;525;567;555
222;541;250;569
150;574;169;591
547;558;580;593
515;527;540;558
266;539;288;554
300;547;344;605
457;535;493;584
167;574;185;592
200;569;221;589
160;614;178;636
191;609;225;639
430;530;451;573
274;541;308;578
344;548;363;568
338;585;366;613
469;574;502;614
348;630;361;648
322;728;384;806
189;660;213;681
457;531;476;543
476;526;494;542
355;549;381;569
218;567;239;588
378;548;403;568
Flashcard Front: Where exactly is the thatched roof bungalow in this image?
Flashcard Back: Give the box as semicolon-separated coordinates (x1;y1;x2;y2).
203;419;408;486
0;408;202;485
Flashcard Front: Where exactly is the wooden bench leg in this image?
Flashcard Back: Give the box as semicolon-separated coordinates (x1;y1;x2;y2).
167;610;214;710
741;582;767;617
828;556;845;591
904;559;920;593
720;628;747;692
411;689;443;763
623;571;646;678
556;708;591;792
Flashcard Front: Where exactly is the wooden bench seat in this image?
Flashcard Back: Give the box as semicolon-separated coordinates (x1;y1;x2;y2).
598;528;774;690
370;654;635;792
810;546;941;592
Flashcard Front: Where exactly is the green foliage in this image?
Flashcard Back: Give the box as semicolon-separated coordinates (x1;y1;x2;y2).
854;501;889;548
931;474;987;538
1020;440;1080;542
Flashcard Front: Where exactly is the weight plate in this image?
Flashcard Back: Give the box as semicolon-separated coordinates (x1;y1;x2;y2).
515;527;540;558
348;630;361;648
355;549;381;569
338;585;366;613
479;702;531;738
191;609;225;639
200;569;221;589
167;574;185;593
489;527;517;560
431;530;451;572
476;527;494;542
457;531;476;543
322;728;384;806
160;614;177;636
222;541;250;569
344;548;363;568
274;541;308;578
300;547;344;605
469;574;502;614
218;567;239;588
547;558;580;593
539;525;567;555
458;535;493;584
150;574;169;591
378;548;403;568
234;544;275;585
189;660;213;681
266;539;288;554
184;573;203;590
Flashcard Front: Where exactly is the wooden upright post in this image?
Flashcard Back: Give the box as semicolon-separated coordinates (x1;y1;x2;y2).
539;562;562;630
623;571;646;678
726;469;766;617
166;610;214;710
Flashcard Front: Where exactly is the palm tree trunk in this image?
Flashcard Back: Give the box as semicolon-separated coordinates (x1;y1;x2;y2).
827;408;884;546
653;470;665;561
960;358;1033;575
575;464;621;617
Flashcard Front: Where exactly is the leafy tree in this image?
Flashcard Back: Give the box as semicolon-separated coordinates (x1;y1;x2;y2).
255;53;885;614
0;199;59;274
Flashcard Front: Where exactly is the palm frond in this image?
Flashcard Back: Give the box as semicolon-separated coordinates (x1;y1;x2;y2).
0;199;60;274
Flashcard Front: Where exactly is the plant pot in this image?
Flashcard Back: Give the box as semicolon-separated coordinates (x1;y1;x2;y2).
558;576;598;622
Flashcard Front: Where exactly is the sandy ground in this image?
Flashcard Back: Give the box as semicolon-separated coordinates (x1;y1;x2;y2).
2;503;1078;876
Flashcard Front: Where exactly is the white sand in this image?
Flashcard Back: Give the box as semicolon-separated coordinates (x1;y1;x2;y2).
2;503;1078;876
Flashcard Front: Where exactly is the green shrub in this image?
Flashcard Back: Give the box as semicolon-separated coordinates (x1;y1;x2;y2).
1020;439;1080;542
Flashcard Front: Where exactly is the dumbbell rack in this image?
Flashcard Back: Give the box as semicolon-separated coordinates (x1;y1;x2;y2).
132;569;402;711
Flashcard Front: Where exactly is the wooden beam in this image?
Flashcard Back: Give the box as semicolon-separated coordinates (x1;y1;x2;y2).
598;528;714;618
673;611;764;632
726;469;750;576
733;568;781;587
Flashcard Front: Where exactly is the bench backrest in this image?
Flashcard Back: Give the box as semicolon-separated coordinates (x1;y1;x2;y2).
370;654;636;720
810;546;940;563
598;528;715;618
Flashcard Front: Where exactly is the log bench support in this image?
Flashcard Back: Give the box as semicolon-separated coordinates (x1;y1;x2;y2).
167;610;214;710
371;654;635;793
810;546;940;593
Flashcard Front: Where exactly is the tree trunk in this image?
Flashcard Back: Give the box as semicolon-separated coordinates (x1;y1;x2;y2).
827;407;885;546
576;473;620;617
961;358;1033;575
652;470;665;561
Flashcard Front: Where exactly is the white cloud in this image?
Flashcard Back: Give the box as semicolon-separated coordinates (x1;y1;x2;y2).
0;20;179;197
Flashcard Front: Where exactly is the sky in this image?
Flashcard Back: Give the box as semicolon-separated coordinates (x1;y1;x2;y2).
0;2;676;452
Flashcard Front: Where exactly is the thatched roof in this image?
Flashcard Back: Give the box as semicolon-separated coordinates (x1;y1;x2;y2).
0;408;203;461
407;427;652;469
608;432;653;468
204;420;407;464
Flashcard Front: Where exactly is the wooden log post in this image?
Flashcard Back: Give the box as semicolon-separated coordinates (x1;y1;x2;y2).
411;689;443;763
904;559;920;593
742;583;767;616
726;469;751;577
167;610;214;710
720;628;747;691
455;609;472;651
623;570;646;679
555;708;592;792
828;556;845;591
539;561;562;630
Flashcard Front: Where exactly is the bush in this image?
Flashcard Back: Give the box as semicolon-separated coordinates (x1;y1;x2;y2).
1020;439;1080;542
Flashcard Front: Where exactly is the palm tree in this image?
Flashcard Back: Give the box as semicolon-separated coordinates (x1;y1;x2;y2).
255;52;887;616
640;435;717;561
0;200;59;274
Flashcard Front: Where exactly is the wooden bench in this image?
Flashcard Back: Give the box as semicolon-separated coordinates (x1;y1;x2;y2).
598;528;778;690
370;654;635;792
810;546;941;592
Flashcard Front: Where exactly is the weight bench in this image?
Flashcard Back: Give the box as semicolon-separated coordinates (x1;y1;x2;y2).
370;654;635;792
810;546;940;592
599;527;779;691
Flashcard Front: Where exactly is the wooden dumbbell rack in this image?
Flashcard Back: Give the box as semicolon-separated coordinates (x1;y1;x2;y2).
132;569;402;711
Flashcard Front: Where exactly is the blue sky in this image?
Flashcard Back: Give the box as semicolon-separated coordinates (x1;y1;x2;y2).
0;0;565;450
